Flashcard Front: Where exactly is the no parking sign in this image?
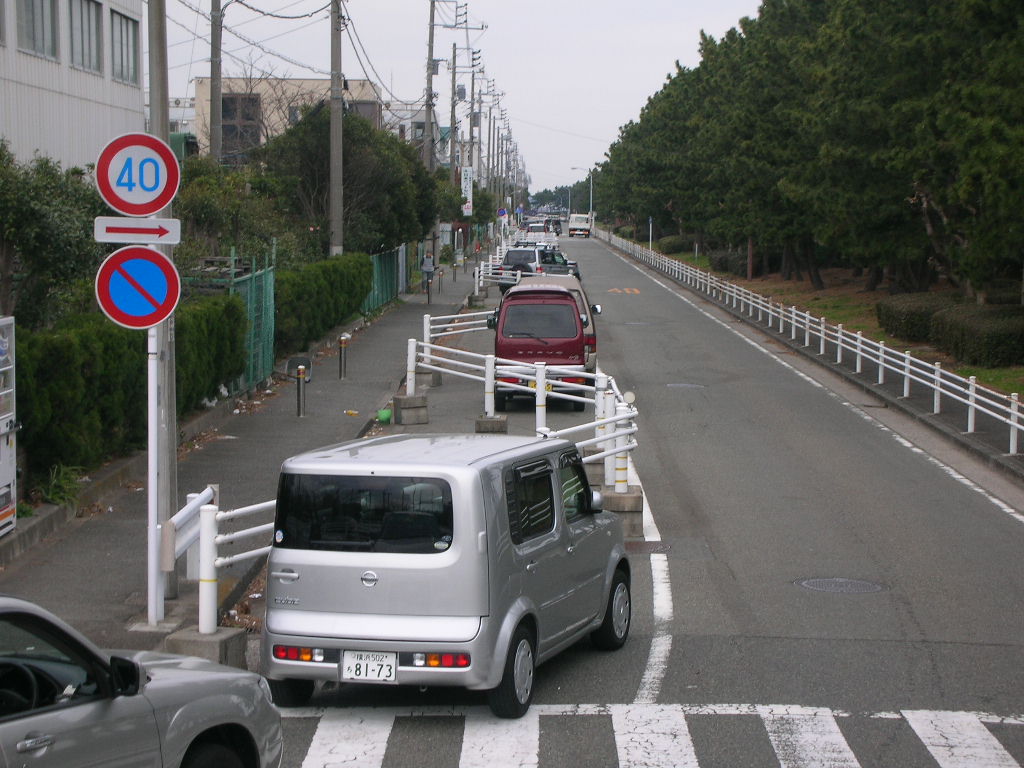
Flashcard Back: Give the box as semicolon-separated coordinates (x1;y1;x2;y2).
95;246;180;330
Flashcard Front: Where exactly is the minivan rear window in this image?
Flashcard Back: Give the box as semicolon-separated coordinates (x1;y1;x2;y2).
274;474;454;554
503;303;577;339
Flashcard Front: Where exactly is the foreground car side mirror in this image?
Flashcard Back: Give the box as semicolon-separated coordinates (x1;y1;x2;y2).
591;489;603;511
591;304;602;315
486;313;497;330
110;656;141;697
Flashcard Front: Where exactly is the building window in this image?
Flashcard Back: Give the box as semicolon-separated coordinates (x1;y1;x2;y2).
69;0;101;72
16;0;58;58
110;10;138;84
221;93;261;163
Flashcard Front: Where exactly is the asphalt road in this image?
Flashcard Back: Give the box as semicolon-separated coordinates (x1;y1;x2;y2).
282;234;1024;767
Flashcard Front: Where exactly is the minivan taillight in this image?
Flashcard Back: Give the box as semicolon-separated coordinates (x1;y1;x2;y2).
413;652;471;668
274;645;325;662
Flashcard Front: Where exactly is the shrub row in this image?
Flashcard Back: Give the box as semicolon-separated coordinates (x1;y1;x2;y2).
875;292;960;342
17;295;247;483
877;292;1024;366
656;235;689;255
274;252;373;353
708;249;748;277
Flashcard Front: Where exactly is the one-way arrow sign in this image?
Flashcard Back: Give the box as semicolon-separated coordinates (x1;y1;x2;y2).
94;216;181;245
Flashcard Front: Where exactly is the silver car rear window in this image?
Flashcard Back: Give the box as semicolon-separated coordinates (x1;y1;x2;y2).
275;474;454;554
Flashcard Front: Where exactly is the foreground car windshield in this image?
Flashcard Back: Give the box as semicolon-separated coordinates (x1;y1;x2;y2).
275;474;454;553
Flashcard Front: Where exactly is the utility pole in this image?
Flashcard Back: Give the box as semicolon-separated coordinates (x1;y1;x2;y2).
209;0;223;161
449;43;457;186
329;0;344;255
422;0;437;170
147;0;178;608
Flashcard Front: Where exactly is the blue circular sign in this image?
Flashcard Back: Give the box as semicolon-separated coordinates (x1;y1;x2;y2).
95;246;181;329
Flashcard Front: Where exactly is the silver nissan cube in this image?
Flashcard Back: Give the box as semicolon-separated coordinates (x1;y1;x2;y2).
260;433;630;718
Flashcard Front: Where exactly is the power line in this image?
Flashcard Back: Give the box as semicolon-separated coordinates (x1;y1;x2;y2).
231;0;330;20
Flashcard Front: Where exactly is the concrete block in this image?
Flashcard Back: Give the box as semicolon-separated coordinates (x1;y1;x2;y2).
431;371;443;387
163;625;249;669
601;487;643;540
394;394;428;425
475;415;508;433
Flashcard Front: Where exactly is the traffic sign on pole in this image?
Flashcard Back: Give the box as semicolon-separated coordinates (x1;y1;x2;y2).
95;246;181;329
95;133;180;217
94;216;181;244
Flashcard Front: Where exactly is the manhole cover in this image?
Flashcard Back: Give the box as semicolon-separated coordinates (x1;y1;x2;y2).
626;540;672;554
795;577;885;594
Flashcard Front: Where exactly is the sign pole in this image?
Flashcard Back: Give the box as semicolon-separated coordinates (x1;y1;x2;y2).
147;327;162;624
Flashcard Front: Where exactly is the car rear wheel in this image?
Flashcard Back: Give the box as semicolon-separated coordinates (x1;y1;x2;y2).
495;393;507;412
591;569;631;650
488;624;535;719
182;743;244;768
268;677;315;707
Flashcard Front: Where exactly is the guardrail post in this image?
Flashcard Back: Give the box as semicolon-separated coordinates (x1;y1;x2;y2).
819;317;827;356
535;363;547;434
185;493;200;580
903;351;912;398
835;324;844;365
790;307;798;341
296;365;306;418
877;342;886;385
422;315;433;366
933;362;942;414
967;376;977;433
594;373;608;444
604;389;616;484
474;267;480;296
406;339;417;396
199;503;219;635
614;403;630;493
1011;393;1020;455
855;331;863;374
484;355;496;417
804;313;811;347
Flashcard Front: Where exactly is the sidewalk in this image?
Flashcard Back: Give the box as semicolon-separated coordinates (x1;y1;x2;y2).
0;275;481;653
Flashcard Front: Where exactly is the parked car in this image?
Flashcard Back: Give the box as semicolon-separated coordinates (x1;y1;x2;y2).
488;281;590;411
517;275;601;372
0;595;282;768
538;246;581;281
496;247;543;292
261;434;631;719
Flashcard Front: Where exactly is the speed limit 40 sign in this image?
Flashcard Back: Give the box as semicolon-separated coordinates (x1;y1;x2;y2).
95;133;180;217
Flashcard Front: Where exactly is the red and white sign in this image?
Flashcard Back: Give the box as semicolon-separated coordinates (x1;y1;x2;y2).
95;246;181;330
95;134;180;217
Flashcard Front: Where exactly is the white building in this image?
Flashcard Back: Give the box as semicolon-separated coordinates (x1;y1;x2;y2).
0;0;146;168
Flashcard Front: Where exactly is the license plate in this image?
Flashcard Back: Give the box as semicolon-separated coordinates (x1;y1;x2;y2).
342;651;397;682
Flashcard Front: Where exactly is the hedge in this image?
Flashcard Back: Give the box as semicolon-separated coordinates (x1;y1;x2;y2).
17;294;247;483
274;252;373;354
657;235;689;255
929;304;1024;367
708;249;747;277
875;292;960;342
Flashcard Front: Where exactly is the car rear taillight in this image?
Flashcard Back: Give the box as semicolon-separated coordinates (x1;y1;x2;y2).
274;645;325;662
412;652;471;668
561;377;587;385
498;376;519;384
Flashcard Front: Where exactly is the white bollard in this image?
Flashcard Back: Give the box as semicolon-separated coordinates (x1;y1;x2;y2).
199;503;219;635
406;338;417;396
604;389;616;484
535;363;547;434
422;315;432;366
484;355;496;418
614;403;630;493
594;374;608;445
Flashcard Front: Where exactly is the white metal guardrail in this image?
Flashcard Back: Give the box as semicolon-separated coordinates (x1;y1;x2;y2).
404;339;638;488
162;489;275;634
597;229;1023;456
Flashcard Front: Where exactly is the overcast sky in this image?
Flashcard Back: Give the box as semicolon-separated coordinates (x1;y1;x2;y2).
157;0;763;191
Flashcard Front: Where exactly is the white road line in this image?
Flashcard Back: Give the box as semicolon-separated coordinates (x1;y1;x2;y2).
612;704;699;768
461;709;540;768
759;706;861;768
300;707;393;768
611;249;1024;528
903;710;1019;768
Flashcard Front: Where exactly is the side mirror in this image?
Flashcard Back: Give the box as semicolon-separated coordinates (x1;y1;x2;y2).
486;313;497;330
591;489;603;511
110;656;141;697
580;314;589;328
591;304;602;315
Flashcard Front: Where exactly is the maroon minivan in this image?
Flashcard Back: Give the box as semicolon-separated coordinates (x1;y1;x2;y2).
488;282;589;412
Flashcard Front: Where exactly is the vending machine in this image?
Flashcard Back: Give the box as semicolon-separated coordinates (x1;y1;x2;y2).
0;317;15;537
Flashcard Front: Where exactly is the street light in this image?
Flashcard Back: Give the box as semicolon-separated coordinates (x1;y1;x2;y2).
571;166;593;215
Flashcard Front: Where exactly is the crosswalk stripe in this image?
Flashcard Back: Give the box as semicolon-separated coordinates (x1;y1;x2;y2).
903;710;1019;768
759;706;860;768
611;704;699;768
300;707;393;768
461;709;540;768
